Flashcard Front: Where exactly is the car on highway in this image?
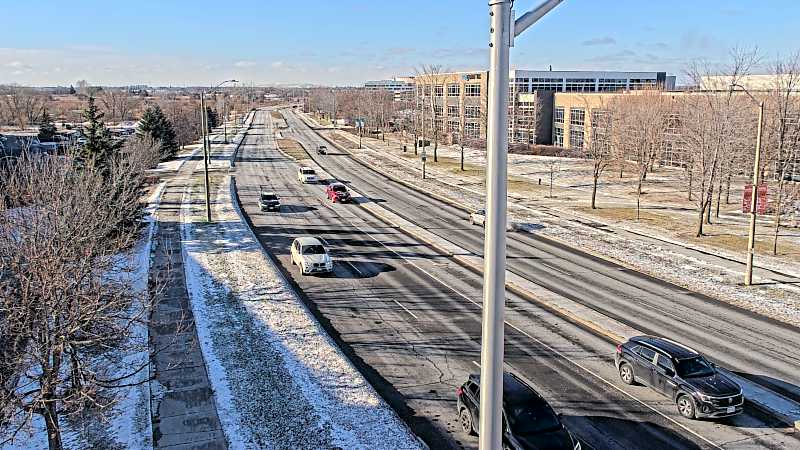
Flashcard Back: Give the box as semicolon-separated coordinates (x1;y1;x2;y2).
297;166;318;184
469;209;518;231
456;372;581;450
325;182;351;203
290;236;333;275
258;189;280;211
317;145;327;155
615;336;744;419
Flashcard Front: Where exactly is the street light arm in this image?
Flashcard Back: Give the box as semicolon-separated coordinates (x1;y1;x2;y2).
513;0;564;37
206;79;239;96
730;83;760;105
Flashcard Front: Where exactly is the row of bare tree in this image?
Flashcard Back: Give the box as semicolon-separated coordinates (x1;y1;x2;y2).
583;49;800;253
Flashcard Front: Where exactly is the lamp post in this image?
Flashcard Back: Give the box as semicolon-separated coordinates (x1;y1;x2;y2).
200;79;237;222
480;2;563;449
731;83;764;286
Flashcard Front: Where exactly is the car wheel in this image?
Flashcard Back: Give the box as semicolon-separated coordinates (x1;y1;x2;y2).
459;408;475;436
677;394;696;419
618;362;635;385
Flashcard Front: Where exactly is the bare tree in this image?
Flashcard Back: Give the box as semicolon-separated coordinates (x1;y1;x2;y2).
100;89;140;122
415;65;448;162
682;48;759;236
609;90;673;220
1;88;47;129
579;97;614;209
0;137;161;450
764;52;800;254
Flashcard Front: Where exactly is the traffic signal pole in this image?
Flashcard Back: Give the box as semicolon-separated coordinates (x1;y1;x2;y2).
479;2;563;449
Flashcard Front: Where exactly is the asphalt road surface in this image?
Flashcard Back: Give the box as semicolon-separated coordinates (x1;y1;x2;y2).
233;109;798;450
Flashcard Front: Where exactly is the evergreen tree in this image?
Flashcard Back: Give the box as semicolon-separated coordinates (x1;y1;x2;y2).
38;111;57;142
138;104;178;159
206;106;219;129
78;96;121;171
69;85;76;95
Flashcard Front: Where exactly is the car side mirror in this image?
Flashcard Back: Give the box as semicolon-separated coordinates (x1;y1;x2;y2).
664;368;675;377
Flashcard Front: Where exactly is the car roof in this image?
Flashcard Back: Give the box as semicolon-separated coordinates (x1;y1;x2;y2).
468;372;548;407
294;236;324;246
629;335;699;359
260;191;277;196
329;182;346;188
299;166;314;170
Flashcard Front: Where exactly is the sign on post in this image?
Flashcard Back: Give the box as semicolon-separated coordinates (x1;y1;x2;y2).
742;183;768;214
420;148;427;162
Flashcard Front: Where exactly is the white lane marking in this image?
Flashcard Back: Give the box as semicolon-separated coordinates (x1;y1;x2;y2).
350;215;725;450
392;299;419;321
472;361;481;369
540;261;571;276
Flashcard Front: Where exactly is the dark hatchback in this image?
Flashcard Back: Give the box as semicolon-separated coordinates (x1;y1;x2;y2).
456;372;581;450
615;336;744;419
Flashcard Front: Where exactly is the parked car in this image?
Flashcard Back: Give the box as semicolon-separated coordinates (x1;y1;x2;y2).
615;336;743;419
456;372;580;450
325;182;351;203
317;145;327;155
297;166;318;183
258;189;280;211
469;209;518;231
290;236;333;275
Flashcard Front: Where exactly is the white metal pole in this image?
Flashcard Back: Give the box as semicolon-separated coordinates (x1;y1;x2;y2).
479;1;511;449
201;93;212;222
745;101;764;285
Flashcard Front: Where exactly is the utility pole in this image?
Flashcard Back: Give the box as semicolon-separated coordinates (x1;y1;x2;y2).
479;2;563;450
199;79;237;223
731;83;764;286
222;94;228;144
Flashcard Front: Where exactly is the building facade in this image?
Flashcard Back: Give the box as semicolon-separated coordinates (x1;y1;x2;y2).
412;69;676;145
363;78;415;102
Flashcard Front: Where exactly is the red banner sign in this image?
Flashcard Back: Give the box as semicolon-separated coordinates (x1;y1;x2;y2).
742;183;768;214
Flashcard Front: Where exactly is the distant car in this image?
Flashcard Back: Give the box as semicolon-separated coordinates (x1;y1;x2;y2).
290;236;333;275
469;209;517;231
615;336;743;419
317;145;327;155
456;372;580;450
258;190;280;211
297;166;317;183
325;182;351;203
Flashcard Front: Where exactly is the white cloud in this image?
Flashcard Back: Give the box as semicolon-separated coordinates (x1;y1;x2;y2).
234;60;257;68
271;61;285;69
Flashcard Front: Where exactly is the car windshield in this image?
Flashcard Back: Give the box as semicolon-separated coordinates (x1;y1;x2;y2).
477;209;485;215
302;169;316;175
301;244;326;255
507;402;561;435
675;356;715;378
261;194;277;201
332;185;347;192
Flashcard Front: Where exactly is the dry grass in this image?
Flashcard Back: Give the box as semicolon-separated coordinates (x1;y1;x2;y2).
578;206;800;260
270;111;284;121
277;139;310;161
327;132;358;149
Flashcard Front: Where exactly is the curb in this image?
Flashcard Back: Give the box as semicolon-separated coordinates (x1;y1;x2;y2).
309;116;800;432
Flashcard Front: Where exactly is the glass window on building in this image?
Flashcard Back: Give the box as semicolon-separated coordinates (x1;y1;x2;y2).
570;108;585;126
553;125;564;147
598;78;627;92
531;78;563;91
447;105;459;117
554;107;565;124
465;106;481;119
465;122;480;138
629;79;657;90
434;85;444;96
448;120;460;132
447;84;461;96
565;78;596;92
570;128;585;149
433;105;444;116
465;84;481;97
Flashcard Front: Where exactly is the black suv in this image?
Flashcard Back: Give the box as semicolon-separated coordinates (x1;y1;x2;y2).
456;372;580;450
615;336;743;419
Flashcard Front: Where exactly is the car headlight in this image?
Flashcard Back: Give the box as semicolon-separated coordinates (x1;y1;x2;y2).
697;393;711;402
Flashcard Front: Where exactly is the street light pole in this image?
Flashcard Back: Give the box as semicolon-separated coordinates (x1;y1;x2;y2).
199;79;237;223
480;1;563;449
731;83;764;286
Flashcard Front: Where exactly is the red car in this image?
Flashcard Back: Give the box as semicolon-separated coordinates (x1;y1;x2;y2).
326;182;351;203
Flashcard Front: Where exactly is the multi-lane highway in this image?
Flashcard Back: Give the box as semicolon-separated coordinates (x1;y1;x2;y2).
233;109;798;449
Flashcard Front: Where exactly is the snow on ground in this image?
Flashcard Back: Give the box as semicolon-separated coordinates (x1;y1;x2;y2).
0;184;163;450
330;130;800;326
146;145;202;174
178;127;422;449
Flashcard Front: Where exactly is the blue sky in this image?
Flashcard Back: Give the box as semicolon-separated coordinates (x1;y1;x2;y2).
1;0;798;86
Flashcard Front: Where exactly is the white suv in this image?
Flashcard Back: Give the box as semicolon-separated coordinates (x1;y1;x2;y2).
469;209;518;231
297;167;317;183
290;236;333;275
